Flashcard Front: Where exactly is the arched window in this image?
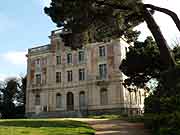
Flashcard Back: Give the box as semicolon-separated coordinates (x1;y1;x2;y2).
56;93;62;108
79;91;85;109
100;88;108;105
35;94;40;105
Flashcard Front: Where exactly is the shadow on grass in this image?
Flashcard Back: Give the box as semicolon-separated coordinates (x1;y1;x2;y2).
0;120;92;129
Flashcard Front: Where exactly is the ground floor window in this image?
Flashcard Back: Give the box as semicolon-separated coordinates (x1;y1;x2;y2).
35;94;40;105
56;93;62;108
67;92;74;111
100;88;108;105
79;91;85;109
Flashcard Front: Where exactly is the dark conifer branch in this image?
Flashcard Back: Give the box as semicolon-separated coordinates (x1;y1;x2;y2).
142;7;176;67
144;4;180;32
94;0;131;10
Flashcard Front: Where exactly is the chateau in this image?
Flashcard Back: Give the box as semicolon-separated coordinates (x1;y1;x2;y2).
26;29;145;117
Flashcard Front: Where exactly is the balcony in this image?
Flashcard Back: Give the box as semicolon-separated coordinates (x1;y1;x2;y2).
95;76;109;86
30;83;43;91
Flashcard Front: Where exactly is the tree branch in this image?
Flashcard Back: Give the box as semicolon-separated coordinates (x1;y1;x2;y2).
142;7;176;67
144;4;180;32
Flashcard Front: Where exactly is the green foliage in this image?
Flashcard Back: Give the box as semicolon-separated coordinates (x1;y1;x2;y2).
16;76;27;105
144;67;180;134
120;37;180;90
144;94;160;113
44;0;143;48
120;36;161;88
173;45;180;64
0;76;26;118
157;65;180;96
125;115;144;123
0;119;95;135
0;78;19;105
144;111;180;135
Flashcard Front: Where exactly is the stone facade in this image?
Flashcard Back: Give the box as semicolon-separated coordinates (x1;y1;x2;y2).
26;29;146;118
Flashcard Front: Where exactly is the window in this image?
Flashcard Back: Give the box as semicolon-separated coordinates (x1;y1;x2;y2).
42;68;47;85
78;51;85;63
56;40;61;50
41;58;47;65
56;93;62;108
56;56;61;64
36;74;41;84
139;91;142;104
67;53;72;64
100;89;108;105
99;46;106;57
56;72;61;83
36;58;40;65
79;91;86;109
67;70;73;82
99;64;107;80
79;69;85;81
35;59;41;72
135;91;137;104
35;94;40;105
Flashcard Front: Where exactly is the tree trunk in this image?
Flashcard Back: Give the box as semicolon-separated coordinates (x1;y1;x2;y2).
142;7;176;68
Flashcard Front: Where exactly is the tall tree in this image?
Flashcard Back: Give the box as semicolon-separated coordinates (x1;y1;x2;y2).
120;36;161;89
121;37;180;90
16;76;27;106
44;0;180;68
0;77;26;118
0;78;19;105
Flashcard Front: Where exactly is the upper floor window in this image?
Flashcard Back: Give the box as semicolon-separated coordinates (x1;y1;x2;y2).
36;74;41;84
99;64;107;80
79;69;85;81
67;70;73;82
78;51;85;63
56;40;61;50
56;72;61;83
67;53;72;64
36;59;40;65
99;46;106;57
56;56;61;65
41;58;47;65
35;58;41;72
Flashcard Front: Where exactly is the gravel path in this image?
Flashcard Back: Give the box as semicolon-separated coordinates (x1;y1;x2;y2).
66;118;151;135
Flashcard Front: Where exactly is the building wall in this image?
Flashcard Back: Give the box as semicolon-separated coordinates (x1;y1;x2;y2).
26;30;145;117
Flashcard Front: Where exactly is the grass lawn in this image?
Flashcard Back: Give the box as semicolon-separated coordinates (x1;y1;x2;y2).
0;119;95;135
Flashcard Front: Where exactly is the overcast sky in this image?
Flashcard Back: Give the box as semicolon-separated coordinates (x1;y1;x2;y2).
0;0;179;80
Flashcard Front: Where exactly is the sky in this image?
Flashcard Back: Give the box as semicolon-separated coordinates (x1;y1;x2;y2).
0;0;179;80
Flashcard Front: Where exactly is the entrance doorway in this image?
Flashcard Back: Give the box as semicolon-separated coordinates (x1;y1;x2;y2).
67;92;74;111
